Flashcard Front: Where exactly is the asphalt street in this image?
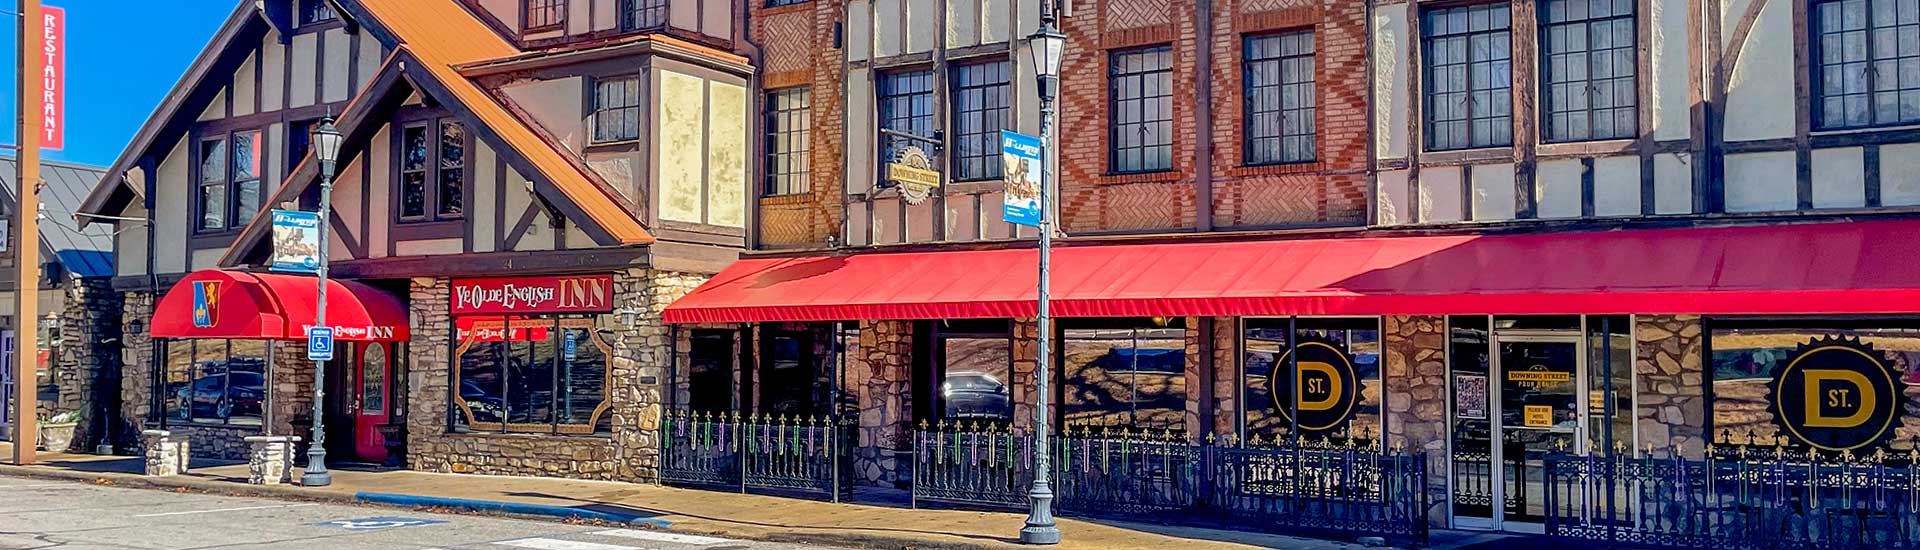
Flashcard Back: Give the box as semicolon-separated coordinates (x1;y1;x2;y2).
0;476;849;550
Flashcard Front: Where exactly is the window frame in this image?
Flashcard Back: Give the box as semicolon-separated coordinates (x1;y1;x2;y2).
1810;0;1920;131
932;319;1016;424
763;87;813;196
877;68;938;182
1243;30;1319;166
766;0;812;7
153;339;272;428
299;0;338;26
450;316;615;436
1422;3;1515;152
1538;0;1640;143
591;75;644;145
619;0;668;32
1057;318;1190;433
395;117;468;224
949;60;1012;182
193;129;268;235
1108;45;1176;175
523;0;568;32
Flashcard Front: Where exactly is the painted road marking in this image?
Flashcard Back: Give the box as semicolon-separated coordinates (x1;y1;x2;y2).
493;538;636;550
134;503;319;517
315;517;451;530
592;529;733;546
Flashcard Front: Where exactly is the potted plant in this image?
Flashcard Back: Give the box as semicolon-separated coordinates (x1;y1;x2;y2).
37;411;79;452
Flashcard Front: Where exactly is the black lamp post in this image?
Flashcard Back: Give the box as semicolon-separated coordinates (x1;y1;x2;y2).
1020;7;1065;546
301;117;343;488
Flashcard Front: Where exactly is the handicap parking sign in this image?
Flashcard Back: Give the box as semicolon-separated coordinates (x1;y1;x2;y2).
314;516;448;531
308;327;335;361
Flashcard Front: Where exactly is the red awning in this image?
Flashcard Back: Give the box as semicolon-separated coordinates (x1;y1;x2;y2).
152;270;410;341
663;220;1920;323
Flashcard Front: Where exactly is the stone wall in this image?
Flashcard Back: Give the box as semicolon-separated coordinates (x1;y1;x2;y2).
850;320;911;487
44;277;124;452
408;269;705;482
269;342;314;439
1209;317;1239;437
1635;314;1707;458
1382;315;1448;526
1011;318;1038;431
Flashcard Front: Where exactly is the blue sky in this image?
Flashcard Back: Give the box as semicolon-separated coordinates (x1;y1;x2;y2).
0;1;234;166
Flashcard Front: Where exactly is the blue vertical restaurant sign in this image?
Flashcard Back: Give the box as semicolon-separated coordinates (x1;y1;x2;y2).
269;210;323;273
1001;130;1043;228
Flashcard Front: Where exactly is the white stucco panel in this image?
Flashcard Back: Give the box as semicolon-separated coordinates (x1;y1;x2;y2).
1376;169;1411;226
1883;143;1920;206
848;0;872;61
846;68;875;196
290;32;318;108
1723;151;1798;212
875;0;903;58
906;0;938;54
1373;4;1409;160
155;138;189;274
1650;0;1690;141
1419;166;1465;223
1535;159;1583;219
261;33;286;113
1811;147;1867;209
322;28;352;103
947;0;980;49
1472;163;1517;221
1593;155;1643;216
1721;0;1795;141
1653;152;1694;214
233;51;257;118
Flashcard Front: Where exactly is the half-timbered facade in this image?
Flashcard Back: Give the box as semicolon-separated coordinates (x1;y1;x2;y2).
78;0;750;480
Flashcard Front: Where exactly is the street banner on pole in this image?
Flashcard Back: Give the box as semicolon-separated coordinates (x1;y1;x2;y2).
269;209;322;273
1001;130;1043;227
38;5;62;151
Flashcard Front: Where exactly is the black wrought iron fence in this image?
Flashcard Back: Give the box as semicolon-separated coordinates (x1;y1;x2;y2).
660;412;854;501
1545;439;1920;549
911;423;1429;545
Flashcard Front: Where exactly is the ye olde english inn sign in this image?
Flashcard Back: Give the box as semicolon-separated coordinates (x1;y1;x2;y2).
452;275;617;315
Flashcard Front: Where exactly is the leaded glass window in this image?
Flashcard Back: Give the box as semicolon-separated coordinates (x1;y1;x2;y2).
1110;46;1174;173
1245;31;1317;165
1425;4;1513;151
1542;0;1638;142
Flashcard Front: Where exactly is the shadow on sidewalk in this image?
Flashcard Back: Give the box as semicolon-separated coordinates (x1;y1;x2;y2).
503;490;1025;545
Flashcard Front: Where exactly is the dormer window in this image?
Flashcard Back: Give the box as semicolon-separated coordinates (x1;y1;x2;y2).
524;0;567;32
620;0;668;32
299;0;337;26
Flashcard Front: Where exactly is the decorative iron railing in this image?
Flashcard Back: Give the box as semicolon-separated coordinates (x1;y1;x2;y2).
1545;437;1920;549
660;412;854;501
911;423;1430;545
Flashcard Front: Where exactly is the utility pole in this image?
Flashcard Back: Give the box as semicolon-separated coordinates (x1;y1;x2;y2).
10;0;42;466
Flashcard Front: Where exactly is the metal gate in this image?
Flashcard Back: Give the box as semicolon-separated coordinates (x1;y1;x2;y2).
0;331;13;440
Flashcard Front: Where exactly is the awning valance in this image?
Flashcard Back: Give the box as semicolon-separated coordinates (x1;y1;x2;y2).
663;220;1920;324
151;270;409;341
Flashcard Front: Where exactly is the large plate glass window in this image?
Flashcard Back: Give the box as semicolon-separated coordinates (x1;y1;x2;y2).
935;319;1014;423
1060;318;1186;434
158;339;268;426
452;317;613;435
1709;317;1920;451
1241;317;1383;446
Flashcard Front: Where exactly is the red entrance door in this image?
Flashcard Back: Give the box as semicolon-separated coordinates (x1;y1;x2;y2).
350;343;392;463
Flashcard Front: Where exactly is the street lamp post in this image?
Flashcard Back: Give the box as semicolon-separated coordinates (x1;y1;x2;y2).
1021;9;1066;546
302;118;344;488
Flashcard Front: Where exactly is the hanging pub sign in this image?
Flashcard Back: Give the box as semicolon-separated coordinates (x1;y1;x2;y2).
1267;338;1361;432
451;275;616;315
1769;337;1903;452
1000;130;1043;227
269;210;323;273
886;145;941;205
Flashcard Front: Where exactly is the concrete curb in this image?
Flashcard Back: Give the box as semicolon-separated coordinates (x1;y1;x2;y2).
354;492;671;528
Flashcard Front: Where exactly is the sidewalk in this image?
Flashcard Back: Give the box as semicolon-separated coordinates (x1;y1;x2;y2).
0;442;1400;550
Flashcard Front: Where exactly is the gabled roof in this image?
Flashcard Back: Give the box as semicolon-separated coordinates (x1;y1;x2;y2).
0;157;113;277
76;1;264;224
220;0;654;266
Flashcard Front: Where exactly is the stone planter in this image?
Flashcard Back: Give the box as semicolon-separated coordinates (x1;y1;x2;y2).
37;422;76;453
244;435;301;485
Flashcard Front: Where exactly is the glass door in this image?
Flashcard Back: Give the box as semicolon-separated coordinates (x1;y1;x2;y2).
1492;333;1585;531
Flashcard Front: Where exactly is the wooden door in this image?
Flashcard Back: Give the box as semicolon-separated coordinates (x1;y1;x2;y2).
351;342;392;463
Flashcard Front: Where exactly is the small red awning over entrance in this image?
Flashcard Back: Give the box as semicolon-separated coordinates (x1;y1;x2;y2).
151;270;409;341
664;220;1920;323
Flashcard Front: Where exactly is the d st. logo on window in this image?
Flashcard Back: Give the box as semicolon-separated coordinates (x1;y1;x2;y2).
1768;337;1904;452
1266;338;1361;433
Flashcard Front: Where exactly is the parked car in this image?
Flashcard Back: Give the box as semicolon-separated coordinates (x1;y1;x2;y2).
173;371;264;419
942;371;1011;420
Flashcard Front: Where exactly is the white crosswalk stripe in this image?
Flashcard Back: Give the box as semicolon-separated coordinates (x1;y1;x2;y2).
592;528;734;546
493;537;638;550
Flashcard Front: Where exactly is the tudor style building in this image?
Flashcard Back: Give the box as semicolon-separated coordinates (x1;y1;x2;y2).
78;0;750;478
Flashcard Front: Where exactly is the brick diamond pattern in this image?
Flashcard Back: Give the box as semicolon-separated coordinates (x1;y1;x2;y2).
762;12;813;74
1238;0;1312;15
1105;0;1170;30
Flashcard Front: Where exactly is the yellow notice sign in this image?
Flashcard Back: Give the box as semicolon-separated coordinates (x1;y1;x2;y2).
1524;405;1554;427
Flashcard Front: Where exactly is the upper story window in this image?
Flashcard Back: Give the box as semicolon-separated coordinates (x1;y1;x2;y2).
1814;0;1920;130
1424;4;1513;151
767;0;811;7
951;61;1010;181
765;87;812;196
1244;31;1317;165
1109;45;1174;174
1541;0;1637;142
620;0;668;31
399;119;466;223
593;77;643;143
299;0;337;26
878;70;936;165
196;130;263;233
524;0;567;32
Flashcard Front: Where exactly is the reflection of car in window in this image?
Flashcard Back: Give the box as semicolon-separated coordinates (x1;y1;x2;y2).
460;379;505;422
173;370;264;419
942;371;1010;420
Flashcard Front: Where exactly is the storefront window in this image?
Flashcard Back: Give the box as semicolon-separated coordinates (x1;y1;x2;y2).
452;317;613;435
938;320;1013;422
1242;318;1383;445
684;329;736;413
159;339;268;426
1060;318;1186;433
1710;318;1920;451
